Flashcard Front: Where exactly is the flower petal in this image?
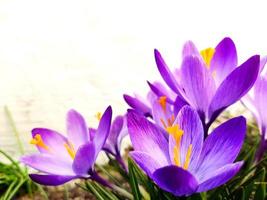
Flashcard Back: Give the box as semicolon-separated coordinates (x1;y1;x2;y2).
254;77;267;130
152;165;198;196
31;128;69;159
210;37;238;86
123;94;152;117
67;109;89;150
93;106;112;153
109;116;124;146
180;56;216;115
72;142;96;175
169;106;203;170
173;96;188;117
209;55;260;121
147;81;175;103
182;40;202;59
29;174;76;186
260;56;267;74
197;161;243;192
130;151;162;177
154;49;182;95
104;115;125;154
20;154;74;175
127;111;170;166
89;128;96;140
194;117;246;180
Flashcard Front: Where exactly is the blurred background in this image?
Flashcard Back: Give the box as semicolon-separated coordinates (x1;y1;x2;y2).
0;0;266;158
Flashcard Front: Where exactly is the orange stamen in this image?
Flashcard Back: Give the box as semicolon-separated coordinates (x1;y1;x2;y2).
30;134;50;151
158;96;167;112
160;118;167;129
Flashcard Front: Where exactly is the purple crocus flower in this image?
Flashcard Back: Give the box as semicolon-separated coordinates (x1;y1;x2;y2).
155;37;259;135
243;57;267;161
124;81;187;130
127;106;246;196
20;106;112;186
123;88;158;118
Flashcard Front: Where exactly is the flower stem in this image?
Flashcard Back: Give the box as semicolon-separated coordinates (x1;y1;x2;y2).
111;184;134;200
90;172;112;188
115;154;128;172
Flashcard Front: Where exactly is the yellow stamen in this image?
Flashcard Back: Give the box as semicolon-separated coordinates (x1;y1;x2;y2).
166;124;184;167
158;96;167;112
173;145;181;166
200;47;215;68
95;112;102;121
183;144;193;169
64;142;76;159
166;124;184;143
30;134;50;151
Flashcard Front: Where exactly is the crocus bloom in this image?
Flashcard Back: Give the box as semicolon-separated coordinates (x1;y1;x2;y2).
127;106;245;196
155;37;259;133
124;81;187;130
243;57;267;161
20;106;112;186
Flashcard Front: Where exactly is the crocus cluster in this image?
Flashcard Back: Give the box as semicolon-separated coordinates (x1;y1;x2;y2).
20;37;267;198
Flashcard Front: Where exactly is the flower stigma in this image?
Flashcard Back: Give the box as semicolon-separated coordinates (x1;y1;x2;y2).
158;96;167;113
200;47;215;67
158;96;175;128
30;134;50;151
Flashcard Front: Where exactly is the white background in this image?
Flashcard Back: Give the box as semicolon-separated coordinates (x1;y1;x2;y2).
0;0;266;156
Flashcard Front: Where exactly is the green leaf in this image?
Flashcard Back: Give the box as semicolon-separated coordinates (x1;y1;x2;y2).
82;181;120;200
82;182;105;200
91;181;120;200
128;158;142;200
127;158;159;199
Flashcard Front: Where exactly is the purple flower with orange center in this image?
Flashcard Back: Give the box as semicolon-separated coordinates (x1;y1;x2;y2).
155;37;259;136
127;106;246;196
20;106;112;186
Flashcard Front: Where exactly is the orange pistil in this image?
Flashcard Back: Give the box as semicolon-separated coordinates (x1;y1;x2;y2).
160;114;175;129
158;96;167;113
30;134;50;151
